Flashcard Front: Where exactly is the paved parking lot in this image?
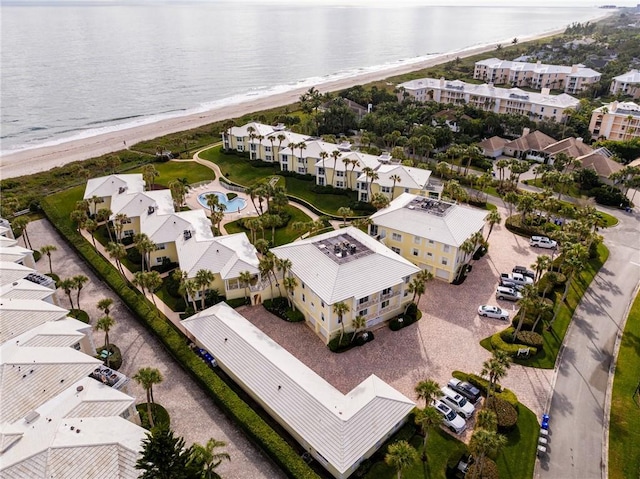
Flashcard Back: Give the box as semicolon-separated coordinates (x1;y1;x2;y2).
238;206;553;421
29;219;284;479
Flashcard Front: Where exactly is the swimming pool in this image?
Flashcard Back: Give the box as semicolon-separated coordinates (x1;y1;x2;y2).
197;191;247;213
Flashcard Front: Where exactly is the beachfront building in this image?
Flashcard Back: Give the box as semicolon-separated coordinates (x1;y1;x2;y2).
473;58;601;94
109;189;175;240
83;173;145;214
356;164;442;202
609;70;640;99
0;229;145;477
369;194;488;283
589;101;640;141
0;217;15;239
397;77;579;122
183;302;415;479
279;138;344;177
271;227;420;343
222;121;310;162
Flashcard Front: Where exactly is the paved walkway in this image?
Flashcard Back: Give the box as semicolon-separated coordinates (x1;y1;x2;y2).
32;219;283;479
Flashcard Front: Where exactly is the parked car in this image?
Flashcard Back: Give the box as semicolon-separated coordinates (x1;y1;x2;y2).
512;265;535;279
500;272;534;286
530;236;557;249
433;399;467;434
440;386;475;419
496;286;522;302
499;279;525;291
448;378;482;404
454;454;474;478
478;305;510;321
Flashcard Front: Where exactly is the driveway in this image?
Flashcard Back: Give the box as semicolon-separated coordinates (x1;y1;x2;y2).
239;205;553;420
29;218;284;479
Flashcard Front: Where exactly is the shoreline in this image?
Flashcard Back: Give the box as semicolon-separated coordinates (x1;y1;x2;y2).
0;18;608;180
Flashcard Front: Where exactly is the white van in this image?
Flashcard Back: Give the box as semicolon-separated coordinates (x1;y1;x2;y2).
440;386;475;419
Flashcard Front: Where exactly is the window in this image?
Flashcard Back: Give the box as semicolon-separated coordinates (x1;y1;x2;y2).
426;252;433;258
156;243;166;250
404;276;410;284
428;239;434;244
381;186;391;193
382;287;392;295
359;308;368;316
281;164;289;171
301;282;305;289
443;245;450;253
298;167;306;174
441;258;448;266
236;137;242;142
250;144;256;151
266;155;272;162
318;168;325;175
266;146;272;152
124;230;134;237
392;233;402;241
414;236;421;245
359;296;369;305
336;181;344;188
302;294;306;303
336;171;345;177
391;247;401;254
381;300;390;309
321;301;324;308
321;313;325;321
370;224;378;236
318;177;325;186
412;249;419;256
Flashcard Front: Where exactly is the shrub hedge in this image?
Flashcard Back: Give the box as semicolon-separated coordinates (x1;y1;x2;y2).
41;196;319;479
263;297;305;322
486;396;519;432
467;457;499;479
490;330;538;357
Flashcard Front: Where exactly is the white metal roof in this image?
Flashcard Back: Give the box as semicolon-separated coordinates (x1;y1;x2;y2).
84;174;144;200
271;227;420;304
0;299;70;343
357;164;432;189
314;150;382;172
0;279;57;303
370;193;488;248
177;232;259;279
230;122;275;138
0;261;34;287
109;190;174;219
182;303;415;476
475;58;600;78
613;69;640;84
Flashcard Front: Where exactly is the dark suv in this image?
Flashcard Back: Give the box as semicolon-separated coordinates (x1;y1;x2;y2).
512;265;535;279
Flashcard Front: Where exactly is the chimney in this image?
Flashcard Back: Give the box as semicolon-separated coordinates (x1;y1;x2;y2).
522;127;531;137
541;87;550;96
571;64;579;73
577;137;583;144
537;60;542;66
440;77;445;88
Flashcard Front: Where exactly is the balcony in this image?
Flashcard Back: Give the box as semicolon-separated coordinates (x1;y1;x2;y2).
381;289;401;301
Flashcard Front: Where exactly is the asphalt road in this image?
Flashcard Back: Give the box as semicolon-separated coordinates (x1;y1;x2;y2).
537;210;640;479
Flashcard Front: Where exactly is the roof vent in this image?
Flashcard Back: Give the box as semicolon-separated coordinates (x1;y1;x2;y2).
24;410;40;424
148;206;155;215
183;230;192;240
76;385;84;392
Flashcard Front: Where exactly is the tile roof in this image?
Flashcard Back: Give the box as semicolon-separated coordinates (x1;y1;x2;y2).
543;137;594;158
504;130;558;152
478;136;509;151
577;150;624;178
271;227;420;304
183;303;415;477
370;193;488;247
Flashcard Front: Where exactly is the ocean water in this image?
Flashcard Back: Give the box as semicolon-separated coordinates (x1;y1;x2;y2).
0;0;606;155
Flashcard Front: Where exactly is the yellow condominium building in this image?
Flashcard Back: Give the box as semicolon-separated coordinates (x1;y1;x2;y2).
271;227;420;344
589;101;640;141
357;164;442;202
369;193;487;283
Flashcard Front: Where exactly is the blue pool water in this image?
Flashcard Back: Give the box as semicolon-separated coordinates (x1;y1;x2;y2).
197;191;247;213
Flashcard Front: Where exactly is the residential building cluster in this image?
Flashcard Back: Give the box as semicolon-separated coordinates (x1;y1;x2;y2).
183;302;415;479
222;122;443;202
396;77;579;122
589;100;640;141
473;58;601;94
609;69;640;99
0;222;145;477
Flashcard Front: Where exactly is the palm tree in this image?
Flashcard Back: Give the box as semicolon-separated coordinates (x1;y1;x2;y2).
83;218;98;249
485;210;501;241
59;278;76;309
106;241;127;276
72;275;89;310
385;440;418;479
469;429;507;479
459;239;475;267
389;174;402;199
548;243;587;331
414;406;442;461
134;233;156;272
12;216;32;248
132;271;148;296
333;301;350;345
239;270;253;304
97;297;114;318
371;192;390;210
351;314;366;342
136;426;200;479
481;350;511;404
532;254;551;282
259;255;275;298
513;284;536;341
95;316;115;367
318;150;329;185
283;276;298;308
40;245;57;274
330;150;341;186
476;409;498;432
142;164;159;191
133;367;164;429
414;379;440;406
144;271;163;307
112;213;129;243
337;207;354;227
189;438;231;479
195;269;215;311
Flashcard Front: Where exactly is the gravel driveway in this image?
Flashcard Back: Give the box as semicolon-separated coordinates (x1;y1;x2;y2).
29;218;284;479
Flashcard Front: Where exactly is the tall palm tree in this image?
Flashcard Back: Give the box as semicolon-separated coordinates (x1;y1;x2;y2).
195;269;215;311
341;156;352;189
59;278;76;309
333;301;350;345
40;245;57;275
95;316;115;367
106;241;127;276
283;276;298;309
318;150;329;185
337;207;354;227
144;271;163;307
239;271;253;304
134;233;156;272
548;243;587;330
351;314;366;342
132;271;148;296
133;367;164;429
414;406;442;461
330;150;341;186
73;275;89;310
259;255;275;298
97;297;114;318
459;239;476;267
415;378;440;407
485;210;501;241
83;218;98;250
189;439;231;479
476;409;498;432
68;209;86;234
469;429;507;479
532;254;551;282
142;164;159;191
481;350;511;405
513;284;537;341
389;174;402;199
385;440;418;479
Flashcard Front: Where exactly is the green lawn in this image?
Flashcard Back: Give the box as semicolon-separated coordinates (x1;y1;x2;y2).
129;160;215;187
609;290;640;479
224;205;313;246
496;403;538;479
481;243;609;369
156;280;187;312
282;176;357;215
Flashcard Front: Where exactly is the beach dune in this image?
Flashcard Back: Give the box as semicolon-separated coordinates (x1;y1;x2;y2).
0;30;565;180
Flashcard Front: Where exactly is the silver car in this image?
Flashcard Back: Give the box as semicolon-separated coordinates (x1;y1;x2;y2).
433;399;467;434
478;305;510;321
496;286;522;302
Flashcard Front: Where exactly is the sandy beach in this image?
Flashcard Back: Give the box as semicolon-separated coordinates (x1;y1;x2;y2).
0;26;576;180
